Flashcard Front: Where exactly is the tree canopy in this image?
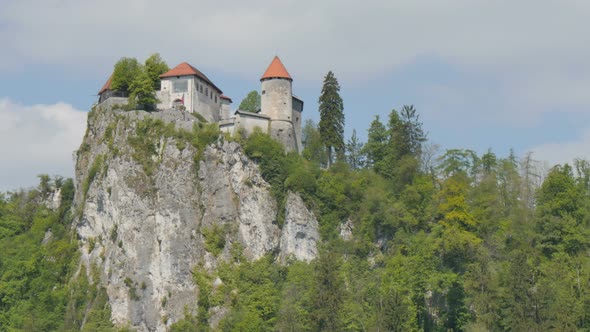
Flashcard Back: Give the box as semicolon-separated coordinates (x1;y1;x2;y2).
111;57;142;94
144;53;169;90
110;54;169;110
238;90;261;113
318;71;345;167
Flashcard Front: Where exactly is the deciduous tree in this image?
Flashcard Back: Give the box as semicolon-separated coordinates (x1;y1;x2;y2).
111;57;142;94
144;53;169;90
238;90;261;113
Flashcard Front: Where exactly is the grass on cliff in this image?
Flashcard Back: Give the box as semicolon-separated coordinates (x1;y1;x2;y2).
81;154;105;201
127;117;220;177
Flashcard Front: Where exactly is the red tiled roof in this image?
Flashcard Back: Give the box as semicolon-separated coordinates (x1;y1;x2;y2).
220;94;232;103
260;56;292;81
160;62;222;94
98;75;112;94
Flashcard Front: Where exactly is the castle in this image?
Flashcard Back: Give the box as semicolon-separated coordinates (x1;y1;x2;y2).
98;56;303;153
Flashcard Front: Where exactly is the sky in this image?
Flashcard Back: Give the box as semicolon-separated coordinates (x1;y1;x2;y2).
1;0;590;190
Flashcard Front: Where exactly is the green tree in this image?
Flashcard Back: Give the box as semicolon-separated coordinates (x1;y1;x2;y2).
380;106;426;185
302;119;327;166
346;129;364;170
313;249;344;331
498;249;541;330
144;53;169;90
111;57;142;94
238;90;261;113
318;71;345;168
436;173;482;271
129;69;159;110
397;105;426;158
437;149;479;179
361;115;387;170
37;174;51;195
536;164;589;256
276;262;314;331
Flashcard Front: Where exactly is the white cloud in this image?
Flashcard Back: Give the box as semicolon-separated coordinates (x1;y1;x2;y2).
1;0;590;79
1;0;589;127
0;98;87;191
528;127;590;167
1;0;590;165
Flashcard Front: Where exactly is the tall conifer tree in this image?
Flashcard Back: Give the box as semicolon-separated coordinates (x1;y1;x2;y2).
318;71;344;167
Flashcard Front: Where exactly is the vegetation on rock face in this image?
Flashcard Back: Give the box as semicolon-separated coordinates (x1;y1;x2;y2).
127;117;220;178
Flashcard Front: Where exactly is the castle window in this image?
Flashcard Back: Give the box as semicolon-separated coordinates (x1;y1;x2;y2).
262;90;266;95
200;85;203;93
206;87;209;96
173;79;188;93
215;95;218;103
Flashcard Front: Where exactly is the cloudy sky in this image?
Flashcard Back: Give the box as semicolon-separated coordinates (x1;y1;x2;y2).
1;0;590;190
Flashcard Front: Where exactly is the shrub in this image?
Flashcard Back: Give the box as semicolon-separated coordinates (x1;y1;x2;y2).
202;224;226;257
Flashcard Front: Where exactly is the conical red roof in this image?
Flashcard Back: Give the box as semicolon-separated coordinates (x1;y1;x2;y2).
260;56;292;81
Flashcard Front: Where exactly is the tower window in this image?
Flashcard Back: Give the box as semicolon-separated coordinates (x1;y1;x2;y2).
262;90;266;95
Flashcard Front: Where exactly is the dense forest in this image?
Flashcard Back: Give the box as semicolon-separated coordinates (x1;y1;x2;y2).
2;77;590;331
204;108;590;331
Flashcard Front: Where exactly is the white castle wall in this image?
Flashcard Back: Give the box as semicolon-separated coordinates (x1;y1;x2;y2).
158;76;222;122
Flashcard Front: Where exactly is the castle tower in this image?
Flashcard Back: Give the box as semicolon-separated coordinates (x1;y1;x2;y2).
260;56;298;152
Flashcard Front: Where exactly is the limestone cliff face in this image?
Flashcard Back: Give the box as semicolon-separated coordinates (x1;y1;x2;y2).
73;107;318;331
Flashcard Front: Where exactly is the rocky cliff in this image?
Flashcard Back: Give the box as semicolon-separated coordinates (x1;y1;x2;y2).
73;106;319;331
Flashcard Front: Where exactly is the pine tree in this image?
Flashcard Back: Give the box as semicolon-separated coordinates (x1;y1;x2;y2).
386;105;426;163
361;115;387;170
399;105;426;157
313;249;343;331
318;71;344;168
346;129;364;170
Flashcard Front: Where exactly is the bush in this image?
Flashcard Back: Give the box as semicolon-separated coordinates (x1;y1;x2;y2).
243;130;288;199
202;224;226;257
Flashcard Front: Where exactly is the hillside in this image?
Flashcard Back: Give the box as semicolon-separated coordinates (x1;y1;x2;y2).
1;102;590;331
